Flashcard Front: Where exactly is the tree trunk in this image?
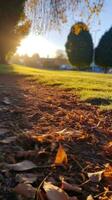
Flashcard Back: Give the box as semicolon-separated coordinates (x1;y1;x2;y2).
0;54;7;64
104;67;108;73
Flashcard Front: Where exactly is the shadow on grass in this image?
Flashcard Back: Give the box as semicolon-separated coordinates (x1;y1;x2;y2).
0;64;15;74
85;97;112;106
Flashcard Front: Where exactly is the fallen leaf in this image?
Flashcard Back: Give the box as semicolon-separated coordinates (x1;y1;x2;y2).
43;182;69;200
54;144;68;165
6;160;37;171
56;134;65;142
0;136;17;144
61;180;82;193
87;170;104;183
103;164;112;185
3;97;11;105
13;183;36;198
32;135;47;142
103;142;112;157
86;195;94;200
38;189;46;200
56;129;74;142
16;173;38;184
16;150;36;158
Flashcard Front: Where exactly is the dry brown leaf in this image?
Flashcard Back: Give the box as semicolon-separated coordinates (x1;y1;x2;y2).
6;160;37;171
87;170;104;183
13;183;36;198
16;150;36;158
38;190;46;200
61;180;82;193
3;97;11;105
103;142;112;157
16;173;37;184
103;164;112;185
43;181;69;200
54;144;68;165
86;195;94;200
56;134;65;142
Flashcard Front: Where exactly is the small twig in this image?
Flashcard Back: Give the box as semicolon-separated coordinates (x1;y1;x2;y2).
74;159;83;170
79;179;90;186
94;191;106;198
35;171;53;200
96;120;101;127
64;144;83;170
71;155;83;170
64;143;74;151
94;191;112;198
81;165;90;172
106;158;112;163
35;165;52;168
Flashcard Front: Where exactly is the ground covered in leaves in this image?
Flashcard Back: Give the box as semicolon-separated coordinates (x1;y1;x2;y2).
0;74;112;200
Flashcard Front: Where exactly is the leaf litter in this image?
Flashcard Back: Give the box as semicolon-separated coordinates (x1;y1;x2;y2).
0;74;112;200
0;128;9;136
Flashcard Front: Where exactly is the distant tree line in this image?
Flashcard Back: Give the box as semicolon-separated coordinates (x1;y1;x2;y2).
65;22;112;73
10;50;68;70
10;53;41;67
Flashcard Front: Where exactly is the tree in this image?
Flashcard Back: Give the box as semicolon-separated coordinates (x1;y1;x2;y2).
0;0;30;63
9;54;22;64
29;53;40;67
95;27;112;73
55;49;68;66
26;0;104;33
55;50;66;59
65;22;93;68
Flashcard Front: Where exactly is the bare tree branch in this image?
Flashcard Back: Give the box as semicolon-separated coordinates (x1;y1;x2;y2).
25;0;104;33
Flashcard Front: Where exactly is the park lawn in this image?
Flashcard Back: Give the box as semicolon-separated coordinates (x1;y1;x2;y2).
0;64;112;109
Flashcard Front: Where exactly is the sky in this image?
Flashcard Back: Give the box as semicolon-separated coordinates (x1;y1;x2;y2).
17;0;112;58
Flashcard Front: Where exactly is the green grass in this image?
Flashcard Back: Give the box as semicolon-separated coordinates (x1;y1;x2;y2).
0;64;112;109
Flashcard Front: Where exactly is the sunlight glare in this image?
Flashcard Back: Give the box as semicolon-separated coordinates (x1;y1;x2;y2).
17;34;59;57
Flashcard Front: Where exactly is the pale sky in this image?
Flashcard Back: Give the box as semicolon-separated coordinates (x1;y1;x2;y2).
17;0;112;58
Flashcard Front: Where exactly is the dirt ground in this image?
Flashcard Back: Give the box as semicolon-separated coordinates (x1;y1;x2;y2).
0;74;112;200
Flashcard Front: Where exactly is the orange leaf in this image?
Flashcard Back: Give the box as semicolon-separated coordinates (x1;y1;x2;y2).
103;164;112;184
32;135;46;142
56;135;65;142
54;144;68;165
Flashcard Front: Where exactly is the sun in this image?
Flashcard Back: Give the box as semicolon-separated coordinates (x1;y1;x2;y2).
17;34;59;57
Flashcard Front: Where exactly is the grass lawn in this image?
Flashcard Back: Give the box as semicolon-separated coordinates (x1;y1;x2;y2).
0;64;112;109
